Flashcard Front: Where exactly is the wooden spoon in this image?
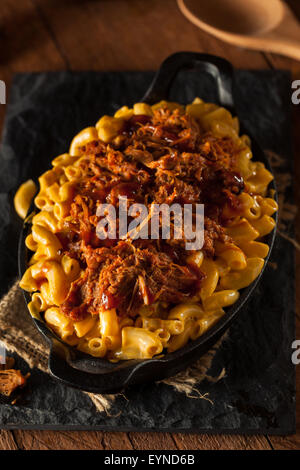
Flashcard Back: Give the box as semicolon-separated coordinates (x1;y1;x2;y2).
177;0;300;61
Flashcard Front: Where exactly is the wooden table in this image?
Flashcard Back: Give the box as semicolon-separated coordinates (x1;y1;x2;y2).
0;0;299;451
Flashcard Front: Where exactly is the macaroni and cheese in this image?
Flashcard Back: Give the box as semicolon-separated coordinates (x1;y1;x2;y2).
16;99;277;360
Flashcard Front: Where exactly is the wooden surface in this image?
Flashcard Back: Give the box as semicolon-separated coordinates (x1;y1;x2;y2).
0;0;299;450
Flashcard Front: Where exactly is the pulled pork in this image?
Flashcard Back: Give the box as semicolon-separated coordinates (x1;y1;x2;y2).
60;106;245;320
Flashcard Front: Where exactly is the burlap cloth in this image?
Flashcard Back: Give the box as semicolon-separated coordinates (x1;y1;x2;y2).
0;282;226;413
0;150;296;414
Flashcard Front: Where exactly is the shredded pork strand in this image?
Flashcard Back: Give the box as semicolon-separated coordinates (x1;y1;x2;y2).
60;107;245;320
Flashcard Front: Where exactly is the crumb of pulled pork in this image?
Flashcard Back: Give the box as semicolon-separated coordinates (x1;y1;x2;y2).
0;356;29;397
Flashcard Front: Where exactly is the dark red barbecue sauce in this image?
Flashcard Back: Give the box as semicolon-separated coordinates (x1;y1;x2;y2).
58;106;247;321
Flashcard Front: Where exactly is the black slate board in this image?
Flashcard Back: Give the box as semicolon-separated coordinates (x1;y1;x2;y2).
0;69;295;433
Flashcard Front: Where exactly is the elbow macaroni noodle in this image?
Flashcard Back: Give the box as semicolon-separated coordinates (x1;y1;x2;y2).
16;98;277;360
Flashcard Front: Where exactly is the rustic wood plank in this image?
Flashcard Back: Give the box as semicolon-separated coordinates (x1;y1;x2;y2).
128;432;178;450
32;0;268;71
12;430;134;450
13;430;103;450
267;431;300;450
13;430;55;450
0;0;64;69
173;433;272;450
101;431;134;450
0;0;65;133
0;430;18;450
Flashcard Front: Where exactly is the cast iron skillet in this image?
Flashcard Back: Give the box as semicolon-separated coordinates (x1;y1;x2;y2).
18;52;277;394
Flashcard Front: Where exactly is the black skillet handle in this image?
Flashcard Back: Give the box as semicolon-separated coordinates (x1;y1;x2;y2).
48;346;111;394
142;51;236;114
48;341;122;394
48;337;142;394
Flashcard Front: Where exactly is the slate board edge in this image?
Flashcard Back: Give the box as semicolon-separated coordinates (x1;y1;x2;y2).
0;69;295;434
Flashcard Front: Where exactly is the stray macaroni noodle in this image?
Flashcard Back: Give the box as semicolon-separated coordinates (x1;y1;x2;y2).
18;98;277;360
14;179;37;219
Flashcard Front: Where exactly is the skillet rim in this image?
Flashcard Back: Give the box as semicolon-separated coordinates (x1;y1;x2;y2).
18;52;278;393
